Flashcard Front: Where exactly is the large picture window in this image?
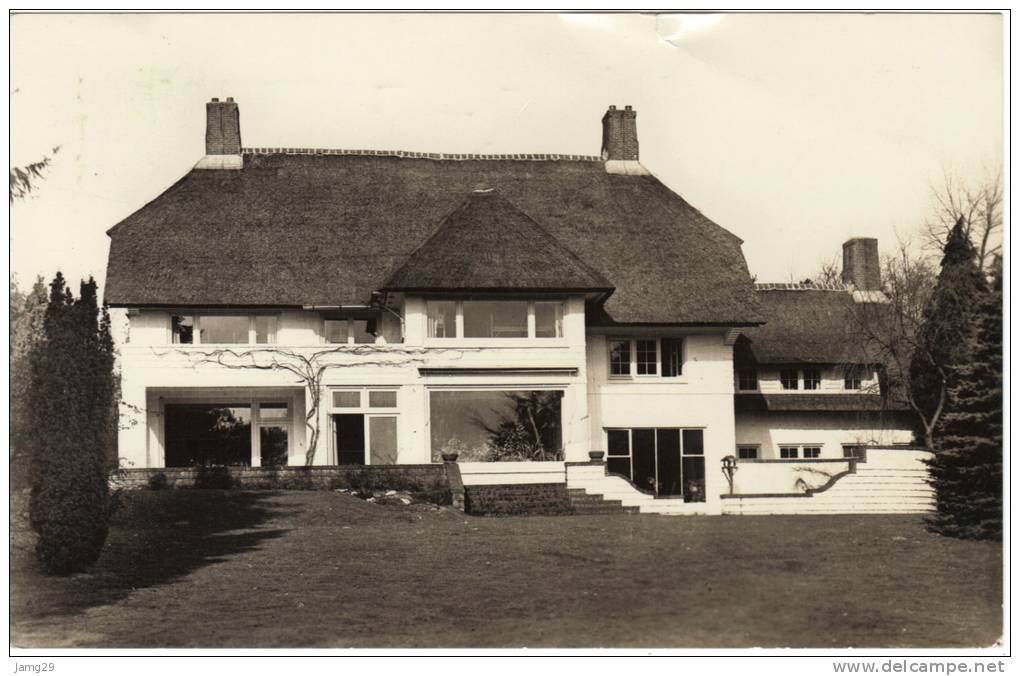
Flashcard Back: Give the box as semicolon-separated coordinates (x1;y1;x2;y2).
426;300;565;339
163;400;291;468
604;427;705;502
171;314;278;345
429;390;564;462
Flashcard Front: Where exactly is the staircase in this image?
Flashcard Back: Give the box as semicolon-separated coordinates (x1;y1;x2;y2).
722;453;935;515
566;464;709;515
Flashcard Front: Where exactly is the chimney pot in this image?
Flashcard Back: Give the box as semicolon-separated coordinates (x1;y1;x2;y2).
842;238;881;291
211;97;219;102
624;105;632;110
226;96;234;102
601;105;639;161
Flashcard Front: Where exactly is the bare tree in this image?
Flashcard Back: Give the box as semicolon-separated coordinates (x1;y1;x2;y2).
923;170;1002;274
811;254;844;287
159;343;470;465
10;146;60;203
843;238;943;447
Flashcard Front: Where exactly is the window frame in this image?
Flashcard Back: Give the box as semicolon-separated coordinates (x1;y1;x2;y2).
777;443;825;460
322;316;379;345
607;338;685;380
328;387;401;465
779;368;800;390
844;366;866;391
425;299;566;340
603;426;706;500
737;445;760;460
802;368;821;391
169;313;278;346
779;446;799;459
737;368;758;391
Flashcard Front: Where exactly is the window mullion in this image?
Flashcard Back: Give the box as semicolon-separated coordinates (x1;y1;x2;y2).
194;316;201;345
527;302;536;338
455;301;464;338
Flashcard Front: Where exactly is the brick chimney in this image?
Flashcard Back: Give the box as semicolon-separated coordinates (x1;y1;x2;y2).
205;97;241;155
842;238;881;291
601;105;639;161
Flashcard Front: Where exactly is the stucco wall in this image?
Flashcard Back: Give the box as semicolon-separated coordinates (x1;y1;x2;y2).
734;411;915;459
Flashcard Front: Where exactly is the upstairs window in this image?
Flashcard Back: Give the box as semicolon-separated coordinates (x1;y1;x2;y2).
608;338;685;379
427;300;565;340
779;446;799;459
803;368;821;390
737;368;758;391
171;314;277;345
324;317;377;344
737;445;759;460
844;366;866;390
780;369;799;390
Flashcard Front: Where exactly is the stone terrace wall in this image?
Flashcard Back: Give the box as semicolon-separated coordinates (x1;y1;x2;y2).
463;483;573;516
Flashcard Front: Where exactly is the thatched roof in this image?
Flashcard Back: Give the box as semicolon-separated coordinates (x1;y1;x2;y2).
382;189;612;293
105;152;762;325
735;393;910;413
736;286;868;364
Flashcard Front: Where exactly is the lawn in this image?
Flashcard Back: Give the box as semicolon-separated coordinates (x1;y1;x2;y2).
10;489;1002;649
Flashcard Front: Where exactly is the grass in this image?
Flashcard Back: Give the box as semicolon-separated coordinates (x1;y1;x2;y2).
10;489;1002;648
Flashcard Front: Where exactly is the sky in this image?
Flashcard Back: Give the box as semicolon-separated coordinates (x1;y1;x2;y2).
10;12;1004;293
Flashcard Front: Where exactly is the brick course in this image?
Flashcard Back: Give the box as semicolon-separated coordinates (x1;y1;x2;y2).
463;483;573;516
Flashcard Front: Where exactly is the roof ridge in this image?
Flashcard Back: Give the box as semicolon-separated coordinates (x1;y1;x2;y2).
242;147;602;162
754;282;851;292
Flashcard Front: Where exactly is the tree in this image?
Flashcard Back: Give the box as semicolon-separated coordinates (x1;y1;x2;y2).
10;146;60;203
925;258;1002;539
474;391;564;461
922;171;1002;274
28;274;116;574
10;275;48;484
810;254;844;286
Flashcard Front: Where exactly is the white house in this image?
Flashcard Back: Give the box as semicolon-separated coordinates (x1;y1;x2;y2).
104;98;926;515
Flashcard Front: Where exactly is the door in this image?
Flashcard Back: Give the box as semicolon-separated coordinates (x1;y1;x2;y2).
335;414;366;465
631;429;657;493
655;428;682;496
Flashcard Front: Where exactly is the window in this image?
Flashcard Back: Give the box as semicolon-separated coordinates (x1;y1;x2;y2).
609;339;631;376
603;427;705;502
803;368;821;390
779;444;823;459
163;399;291;468
844;366;865;390
534;301;564;338
429;390;563;462
324;317;377;344
737;445;759;460
661;338;683;377
780;369;799;390
463;300;528;338
608;338;685;378
737;368;758;391
170;314;278;345
330;388;402;465
843;444;867;460
779;446;799;459
635;340;658;375
802;446;821;459
427;300;565;339
426;301;457;338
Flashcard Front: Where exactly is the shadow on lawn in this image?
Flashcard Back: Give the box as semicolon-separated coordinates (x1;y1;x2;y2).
11;490;293;629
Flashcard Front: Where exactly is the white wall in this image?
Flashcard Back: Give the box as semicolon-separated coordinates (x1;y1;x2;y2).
586;330;736;514
734;410;915;459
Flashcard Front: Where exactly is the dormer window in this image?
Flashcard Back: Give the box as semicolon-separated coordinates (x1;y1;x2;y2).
426;299;565;340
780;369;799;390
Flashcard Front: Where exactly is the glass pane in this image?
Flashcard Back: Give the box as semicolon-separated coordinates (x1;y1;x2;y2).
427;301;456;338
368;390;397;408
606;429;630;455
682;429;704;456
259;426;289;468
803;369;820;390
631;429;656;492
635;340;657;375
332;390;361;408
351;319;376;344
738;369;758;390
661;338;682;377
463;300;528;338
655;429;682;496
199;315;250;344
325;319;348;344
259;402;289;420
164;403;251;467
335;414;365;465
535;302;564;338
803;447;821;458
429;390;563;462
171;315;194;344
254;315;277;344
780;447;798;459
609;340;630;375
682;457;706;503
607;456;630;477
369;416;398;465
780;369;799;390
738;446;759;459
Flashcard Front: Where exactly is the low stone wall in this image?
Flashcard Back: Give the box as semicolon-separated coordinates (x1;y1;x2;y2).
458;461;566;486
463;483;573;516
730;458;853;495
113;465;452;503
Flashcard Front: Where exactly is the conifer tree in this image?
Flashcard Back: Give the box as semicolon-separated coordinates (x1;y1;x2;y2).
28;274;114;574
926;258;1002;539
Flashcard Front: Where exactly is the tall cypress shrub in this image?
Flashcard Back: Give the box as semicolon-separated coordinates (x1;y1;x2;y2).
926;259;1003;539
28;274;114;574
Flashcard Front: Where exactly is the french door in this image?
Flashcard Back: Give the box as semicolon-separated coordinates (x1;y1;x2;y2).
606;427;706;501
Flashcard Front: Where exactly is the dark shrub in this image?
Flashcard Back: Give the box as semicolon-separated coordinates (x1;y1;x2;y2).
28;276;115;575
147;472;169;490
194;465;235;489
